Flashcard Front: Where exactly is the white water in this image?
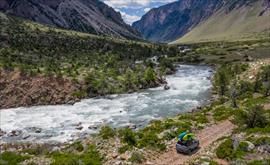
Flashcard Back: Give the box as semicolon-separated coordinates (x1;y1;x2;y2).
0;65;213;143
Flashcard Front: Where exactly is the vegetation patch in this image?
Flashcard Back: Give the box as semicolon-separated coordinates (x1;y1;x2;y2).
0;151;30;165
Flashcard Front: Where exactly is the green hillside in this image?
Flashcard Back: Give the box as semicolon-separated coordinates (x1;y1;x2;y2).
171;0;270;44
0;12;180;108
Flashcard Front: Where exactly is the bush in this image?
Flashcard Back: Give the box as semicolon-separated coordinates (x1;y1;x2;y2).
213;106;234;121
68;141;84;152
50;145;102;165
235;105;268;129
138;132;160;148
118;128;137;146
0;152;30;165
99;126;115;139
216;139;234;159
118;145;132;154
21;145;48;155
129;152;145;163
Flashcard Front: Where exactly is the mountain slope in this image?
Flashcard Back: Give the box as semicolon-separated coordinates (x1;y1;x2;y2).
172;0;270;44
132;0;223;43
0;0;140;39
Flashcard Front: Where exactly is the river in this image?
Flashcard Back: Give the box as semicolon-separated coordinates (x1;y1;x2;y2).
0;65;213;143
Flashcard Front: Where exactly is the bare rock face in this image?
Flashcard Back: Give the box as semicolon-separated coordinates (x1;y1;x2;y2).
133;0;223;43
132;0;269;43
0;0;140;39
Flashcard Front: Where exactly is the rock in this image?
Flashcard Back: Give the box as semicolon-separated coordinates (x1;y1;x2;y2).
73;122;82;127
257;145;270;154
0;129;6;137
52;146;61;152
145;161;154;165
115;161;122;165
200;156;211;161
27;127;42;133
128;124;137;130
75;126;83;130
164;85;170;90
35;128;42;133
22;134;31;139
201;162;210;165
112;153;118;159
245;141;255;151
8;130;22;137
67;100;76;105
88;126;98;130
232;137;240;150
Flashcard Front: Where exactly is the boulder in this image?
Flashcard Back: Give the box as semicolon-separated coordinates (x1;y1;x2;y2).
75;126;83;130
164;85;170;90
240;141;255;151
201;162;210;165
8;130;22;137
22;134;31;139
88;126;98;130
257;145;270;154
245;141;255;151
0;129;6;137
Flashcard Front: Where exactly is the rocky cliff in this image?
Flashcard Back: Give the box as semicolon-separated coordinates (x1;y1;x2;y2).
133;0;270;43
0;0;140;39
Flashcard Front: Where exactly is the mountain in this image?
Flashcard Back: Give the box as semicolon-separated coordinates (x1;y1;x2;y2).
0;0;140;39
133;0;270;43
133;0;223;43
172;0;270;43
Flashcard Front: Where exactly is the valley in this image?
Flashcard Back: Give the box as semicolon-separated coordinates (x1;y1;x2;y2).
0;0;270;165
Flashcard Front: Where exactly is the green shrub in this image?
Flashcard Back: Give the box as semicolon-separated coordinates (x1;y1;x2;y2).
71;90;87;98
68;141;84;152
21;145;49;156
118;128;137;146
138;132;160;148
248;159;270;165
252;137;270;146
213;106;234;121
129;152;145;163
118;145;132;154
235;105;268;129
216;139;234;159
99;126;115;139
0;152;30;165
50;145;102;165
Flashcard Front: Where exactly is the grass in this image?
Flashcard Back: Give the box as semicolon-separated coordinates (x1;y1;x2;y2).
50;145;102;165
99;126;115;140
213;106;235;121
0;152;30;165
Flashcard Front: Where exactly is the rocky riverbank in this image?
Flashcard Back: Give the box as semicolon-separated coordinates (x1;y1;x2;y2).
0;67;168;109
0;68;82;109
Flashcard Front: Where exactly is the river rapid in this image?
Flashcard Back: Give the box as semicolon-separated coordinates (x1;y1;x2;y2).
0;65;213;143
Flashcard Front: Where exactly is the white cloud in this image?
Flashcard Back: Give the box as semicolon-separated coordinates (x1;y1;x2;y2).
119;11;141;24
102;0;177;24
144;7;151;12
103;0;176;9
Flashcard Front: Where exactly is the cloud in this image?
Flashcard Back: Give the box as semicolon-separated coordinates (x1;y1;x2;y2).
119;11;141;25
144;8;151;12
102;0;177;24
103;0;176;9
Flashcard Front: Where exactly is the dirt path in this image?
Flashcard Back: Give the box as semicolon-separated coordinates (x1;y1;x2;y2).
147;120;235;165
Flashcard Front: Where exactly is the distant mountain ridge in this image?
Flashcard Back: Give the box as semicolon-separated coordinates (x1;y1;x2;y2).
0;0;140;39
133;0;270;43
173;0;270;43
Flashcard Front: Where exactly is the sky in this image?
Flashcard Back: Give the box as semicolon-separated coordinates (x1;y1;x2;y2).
102;0;177;24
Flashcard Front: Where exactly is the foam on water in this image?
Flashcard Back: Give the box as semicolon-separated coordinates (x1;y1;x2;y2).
0;65;213;143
